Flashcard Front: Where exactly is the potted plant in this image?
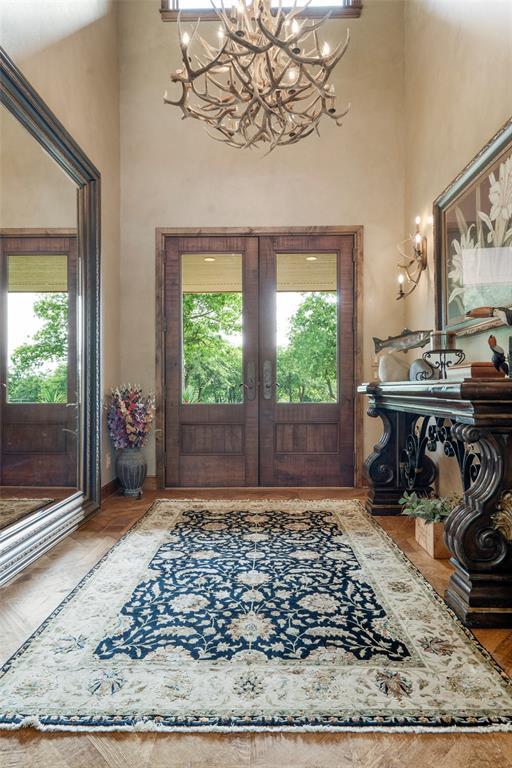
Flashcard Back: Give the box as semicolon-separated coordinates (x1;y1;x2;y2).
106;384;155;498
399;491;460;559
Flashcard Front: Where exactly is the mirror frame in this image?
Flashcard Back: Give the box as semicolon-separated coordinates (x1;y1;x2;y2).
0;47;101;585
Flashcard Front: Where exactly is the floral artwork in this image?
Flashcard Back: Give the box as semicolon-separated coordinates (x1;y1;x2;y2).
106;384;155;449
0;499;511;733
435;121;512;332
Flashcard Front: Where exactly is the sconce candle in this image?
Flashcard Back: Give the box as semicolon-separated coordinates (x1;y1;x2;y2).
396;216;428;300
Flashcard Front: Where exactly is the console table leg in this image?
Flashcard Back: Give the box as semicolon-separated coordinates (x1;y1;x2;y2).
364;408;411;515
444;426;512;628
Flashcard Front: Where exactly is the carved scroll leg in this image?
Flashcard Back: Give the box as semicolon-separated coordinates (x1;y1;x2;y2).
444;426;512;628
364;407;412;515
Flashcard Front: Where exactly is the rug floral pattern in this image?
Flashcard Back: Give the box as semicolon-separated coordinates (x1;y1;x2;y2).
0;499;511;732
95;507;410;663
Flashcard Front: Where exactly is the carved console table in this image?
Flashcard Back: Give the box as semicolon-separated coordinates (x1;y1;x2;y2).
358;380;512;628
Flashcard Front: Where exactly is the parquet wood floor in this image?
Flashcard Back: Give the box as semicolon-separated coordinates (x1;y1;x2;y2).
1;488;511;768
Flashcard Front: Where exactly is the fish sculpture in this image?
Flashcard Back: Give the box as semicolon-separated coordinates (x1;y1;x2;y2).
467;306;512;326
373;328;432;355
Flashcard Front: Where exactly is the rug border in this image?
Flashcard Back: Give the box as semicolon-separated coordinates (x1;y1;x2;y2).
0;497;54;531
1;497;511;734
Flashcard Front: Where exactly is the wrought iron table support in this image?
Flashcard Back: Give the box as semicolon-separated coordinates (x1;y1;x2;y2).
358;380;512;627
400;414;437;494
364;406;435;515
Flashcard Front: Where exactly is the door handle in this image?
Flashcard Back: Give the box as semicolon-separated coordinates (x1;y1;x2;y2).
240;361;257;401
246;360;256;401
263;360;279;399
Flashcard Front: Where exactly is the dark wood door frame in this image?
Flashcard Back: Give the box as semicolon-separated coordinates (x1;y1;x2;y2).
155;226;364;488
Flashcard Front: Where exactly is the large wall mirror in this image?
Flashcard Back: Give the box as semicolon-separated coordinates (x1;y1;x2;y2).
0;48;100;585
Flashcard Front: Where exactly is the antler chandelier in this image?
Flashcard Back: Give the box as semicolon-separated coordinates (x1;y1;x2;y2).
164;0;350;151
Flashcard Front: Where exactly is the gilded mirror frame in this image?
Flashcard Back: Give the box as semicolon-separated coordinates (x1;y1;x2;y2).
0;47;101;585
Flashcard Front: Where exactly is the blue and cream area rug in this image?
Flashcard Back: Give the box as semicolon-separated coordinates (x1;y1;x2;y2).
1;499;511;733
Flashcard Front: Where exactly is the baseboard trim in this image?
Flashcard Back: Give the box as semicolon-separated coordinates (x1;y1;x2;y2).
101;478;119;501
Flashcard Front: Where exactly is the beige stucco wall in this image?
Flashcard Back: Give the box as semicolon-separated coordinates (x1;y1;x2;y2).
0;108;77;228
403;0;512;494
0;0;121;481
404;0;512;358
119;0;407;476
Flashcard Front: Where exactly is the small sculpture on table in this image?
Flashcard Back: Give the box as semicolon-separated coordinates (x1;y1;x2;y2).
488;334;510;376
372;328;432;382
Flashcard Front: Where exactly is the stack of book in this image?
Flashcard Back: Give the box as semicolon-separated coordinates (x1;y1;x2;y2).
445;362;505;381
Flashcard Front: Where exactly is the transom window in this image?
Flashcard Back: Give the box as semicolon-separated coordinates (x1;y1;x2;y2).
160;0;362;20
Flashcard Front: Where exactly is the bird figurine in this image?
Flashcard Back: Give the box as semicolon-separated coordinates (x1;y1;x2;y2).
488;334;509;375
468;306;512;325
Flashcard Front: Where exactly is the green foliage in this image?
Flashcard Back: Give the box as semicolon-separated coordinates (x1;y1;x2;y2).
277;292;337;402
182;290;338;405
399;491;456;524
182;293;243;404
8;293;68;404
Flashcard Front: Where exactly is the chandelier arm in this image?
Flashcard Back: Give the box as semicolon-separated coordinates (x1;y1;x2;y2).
282;0;315;26
189;69;239;103
261;57;313;99
206;129;242;147
177;14;235;81
215;6;280;55
280;124;316;147
277;88;317;118
190;80;237;107
323;28;351;70
289;93;322;117
263;50;291;91
188;103;239;125
163;81;188;109
183;42;233;80
267;12;333;50
330;104;350;125
177;13;201;62
203;72;240;97
278;87;317;108
259;21;349;70
286;66;327;98
229;56;256;91
312;28;322;56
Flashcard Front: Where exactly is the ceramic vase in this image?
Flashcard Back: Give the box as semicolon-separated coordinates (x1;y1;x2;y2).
116;447;147;498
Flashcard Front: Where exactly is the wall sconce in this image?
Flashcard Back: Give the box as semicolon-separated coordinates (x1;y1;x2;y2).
396;216;428;300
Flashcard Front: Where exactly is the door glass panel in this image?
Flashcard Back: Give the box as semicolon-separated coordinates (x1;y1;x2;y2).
181;252;243;403
276;252;337;403
7;254;69;404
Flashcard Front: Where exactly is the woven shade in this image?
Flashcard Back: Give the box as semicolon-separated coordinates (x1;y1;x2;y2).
8;254;68;293
182;252;336;293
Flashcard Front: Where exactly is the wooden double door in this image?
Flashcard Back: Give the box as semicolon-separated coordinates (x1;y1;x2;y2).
162;232;355;487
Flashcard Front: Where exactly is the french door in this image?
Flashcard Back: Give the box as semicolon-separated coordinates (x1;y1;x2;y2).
0;233;78;487
162;232;355;487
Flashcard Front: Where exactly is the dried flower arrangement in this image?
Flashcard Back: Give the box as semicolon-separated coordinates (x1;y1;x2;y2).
106;384;155;450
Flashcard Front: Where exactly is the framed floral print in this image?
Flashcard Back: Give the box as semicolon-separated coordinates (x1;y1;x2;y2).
434;118;512;334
